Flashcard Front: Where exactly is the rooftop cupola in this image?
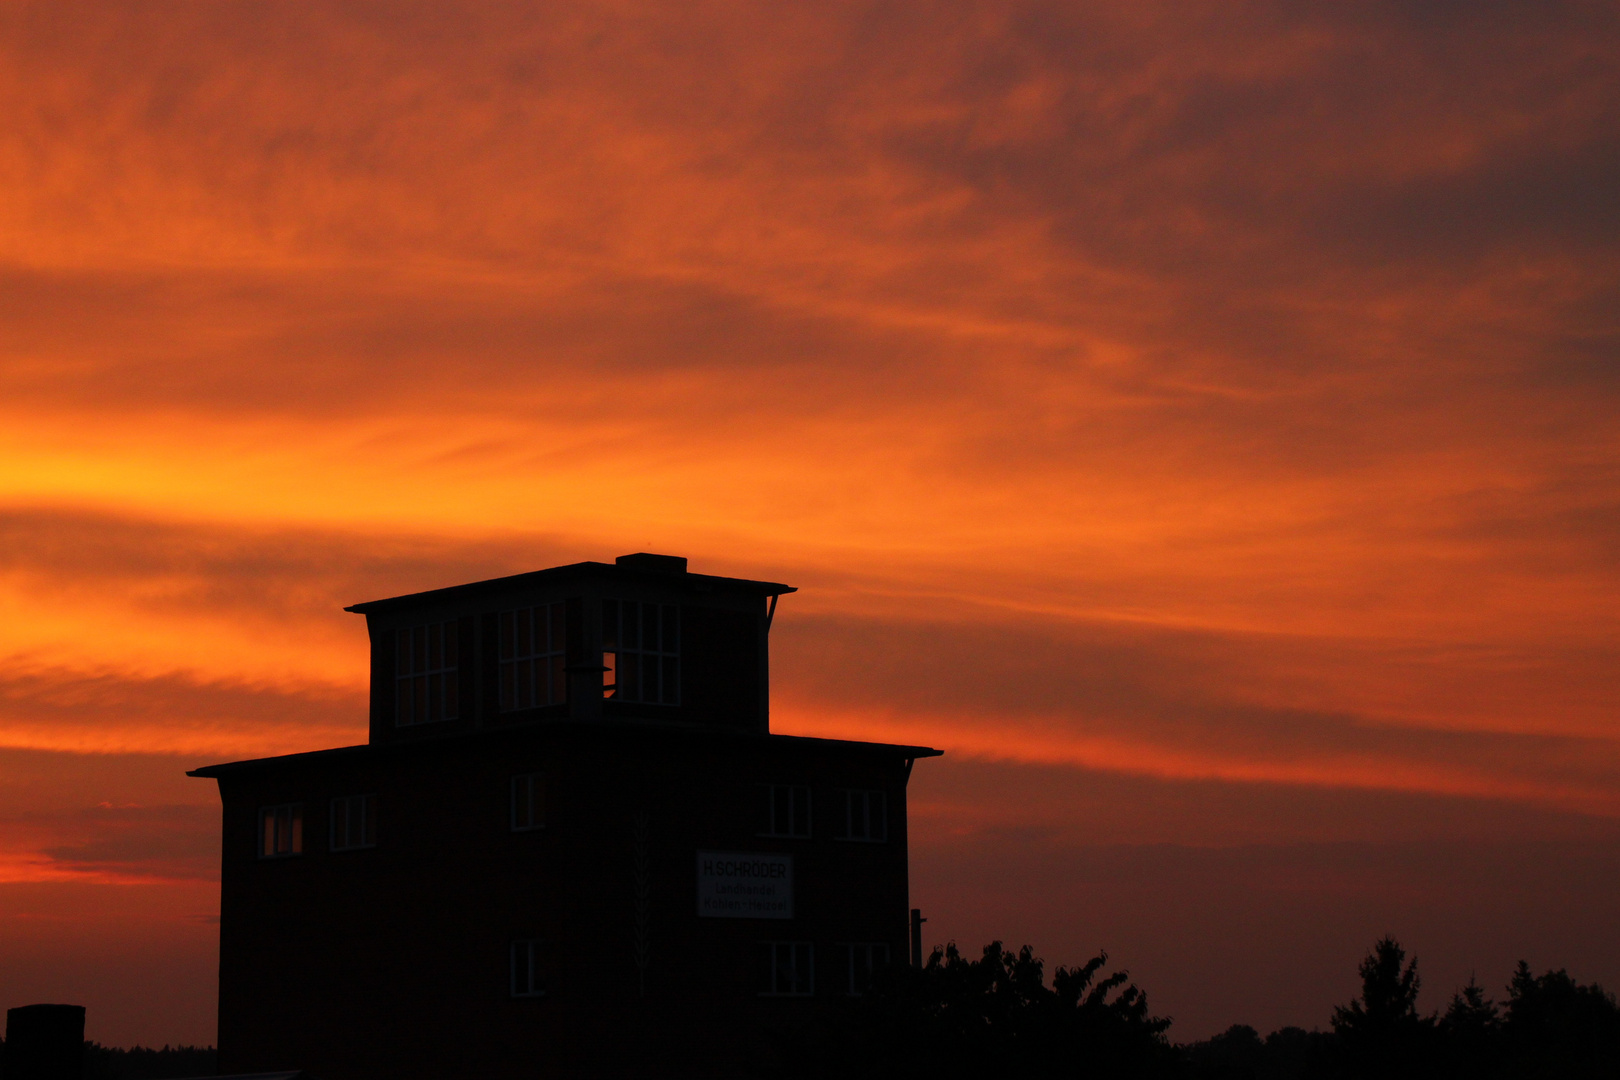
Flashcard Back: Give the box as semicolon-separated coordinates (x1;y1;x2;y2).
343;555;795;744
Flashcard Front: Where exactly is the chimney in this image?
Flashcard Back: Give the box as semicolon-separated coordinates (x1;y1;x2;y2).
615;553;688;573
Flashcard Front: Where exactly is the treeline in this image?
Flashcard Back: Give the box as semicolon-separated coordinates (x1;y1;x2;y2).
1185;937;1620;1080
80;1043;216;1080
6;939;1614;1079
799;936;1620;1079
0;1041;216;1080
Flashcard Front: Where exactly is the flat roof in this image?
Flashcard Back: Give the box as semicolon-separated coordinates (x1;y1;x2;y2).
344;560;795;615
187;722;942;778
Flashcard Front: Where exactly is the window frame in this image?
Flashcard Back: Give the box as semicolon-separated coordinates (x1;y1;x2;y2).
498;604;567;713
510;939;545;998
329;793;377;852
757;784;811;839
834;788;888;843
257;803;303;859
842;942;892;995
395;621;459;727
601;600;680;706
759;941;815;997
510;772;545;832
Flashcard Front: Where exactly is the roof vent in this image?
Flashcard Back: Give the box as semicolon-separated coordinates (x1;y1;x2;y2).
615;553;688;574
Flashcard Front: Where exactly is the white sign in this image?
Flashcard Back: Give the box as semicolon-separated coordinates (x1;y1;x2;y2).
696;851;793;919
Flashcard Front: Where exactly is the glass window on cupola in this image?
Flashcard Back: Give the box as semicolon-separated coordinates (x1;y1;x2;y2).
602;600;680;705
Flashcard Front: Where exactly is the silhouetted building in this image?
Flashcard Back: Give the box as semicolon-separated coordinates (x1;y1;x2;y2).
4;1004;84;1080
191;555;940;1079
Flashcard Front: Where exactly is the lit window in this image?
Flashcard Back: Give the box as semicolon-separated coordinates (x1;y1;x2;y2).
500;605;566;712
511;939;545;997
258;803;302;858
511;773;544;832
330;794;377;851
396;622;458;726
843;942;891;995
757;784;811;838
602;601;679;705
760;942;814;996
834;789;887;842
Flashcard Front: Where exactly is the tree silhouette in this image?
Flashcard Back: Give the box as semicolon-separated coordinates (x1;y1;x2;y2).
1501;961;1620;1078
1330;936;1435;1076
820;940;1177;1079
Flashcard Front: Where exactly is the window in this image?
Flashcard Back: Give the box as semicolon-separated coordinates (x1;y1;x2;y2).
330;794;377;851
602;600;679;705
510;939;545;997
511;773;544;832
258;803;302;858
757;784;811;838
499;605;566;712
396;622;458;726
760;942;814;996
834;789;887;842
843;943;891;995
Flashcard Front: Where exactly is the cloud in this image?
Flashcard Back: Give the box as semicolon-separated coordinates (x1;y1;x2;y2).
0;0;1615;1044
32;804;219;882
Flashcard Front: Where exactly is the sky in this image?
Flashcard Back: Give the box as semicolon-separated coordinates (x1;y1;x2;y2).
1;0;1618;1046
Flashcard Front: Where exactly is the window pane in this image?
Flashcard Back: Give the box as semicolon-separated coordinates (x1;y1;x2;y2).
873;793;886;840
290;805;302;854
444;671;459;719
621;652;639;702
661;656;678;704
663;606;678;653
642;603;659;651
397;632;412;676
793;787;810;837
514;608;529;658
548;653;564;704
623;603;639;651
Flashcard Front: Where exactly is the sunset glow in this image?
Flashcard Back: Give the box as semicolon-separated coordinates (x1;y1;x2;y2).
2;0;1617;1047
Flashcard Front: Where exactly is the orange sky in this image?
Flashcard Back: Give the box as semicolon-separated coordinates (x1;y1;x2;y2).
2;0;1618;1045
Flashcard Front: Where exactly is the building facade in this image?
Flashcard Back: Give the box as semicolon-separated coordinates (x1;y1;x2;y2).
192;554;940;1079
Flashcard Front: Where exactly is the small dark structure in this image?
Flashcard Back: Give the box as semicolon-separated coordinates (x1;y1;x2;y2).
191;555;940;1079
4;1004;85;1080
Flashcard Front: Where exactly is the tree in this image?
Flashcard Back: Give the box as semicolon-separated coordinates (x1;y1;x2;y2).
1437;976;1500;1078
1330;937;1436;1077
825;940;1176;1080
1501;961;1620;1078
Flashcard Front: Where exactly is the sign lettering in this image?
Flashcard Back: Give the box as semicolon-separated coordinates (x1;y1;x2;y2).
696;851;793;919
